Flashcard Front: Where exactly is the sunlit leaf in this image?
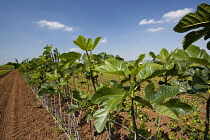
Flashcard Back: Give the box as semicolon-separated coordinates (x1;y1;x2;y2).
174;3;210;49
91;85;126;133
94;58;129;77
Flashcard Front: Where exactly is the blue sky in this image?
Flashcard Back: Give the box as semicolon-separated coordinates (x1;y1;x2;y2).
0;0;210;65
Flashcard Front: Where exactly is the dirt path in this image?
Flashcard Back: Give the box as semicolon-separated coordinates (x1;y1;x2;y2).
0;70;67;140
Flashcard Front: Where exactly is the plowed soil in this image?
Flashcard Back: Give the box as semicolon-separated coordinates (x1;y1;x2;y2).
0;70;67;140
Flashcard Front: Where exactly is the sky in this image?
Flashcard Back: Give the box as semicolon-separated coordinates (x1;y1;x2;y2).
0;0;210;65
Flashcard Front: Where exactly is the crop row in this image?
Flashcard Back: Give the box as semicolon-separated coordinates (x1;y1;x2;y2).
19;3;210;140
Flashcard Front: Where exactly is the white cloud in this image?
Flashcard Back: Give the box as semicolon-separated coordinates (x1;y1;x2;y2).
70;48;81;52
100;38;108;43
37;20;73;31
139;19;164;25
39;40;43;43
146;27;165;32
37;20;65;29
64;27;73;31
139;8;193;25
163;8;193;22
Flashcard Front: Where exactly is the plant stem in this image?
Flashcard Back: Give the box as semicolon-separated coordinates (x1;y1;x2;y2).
90;71;97;92
86;50;97;92
90;120;92;140
131;97;139;140
204;96;210;140
154;114;162;140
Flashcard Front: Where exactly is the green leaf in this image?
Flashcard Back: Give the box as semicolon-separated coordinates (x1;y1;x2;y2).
58;78;67;85
73;35;102;51
207;41;210;50
149;51;156;60
144;84;190;120
188;58;210;66
173;80;193;93
174;3;210;33
171;49;190;60
86;38;93;51
134;96;153;109
129;81;136;93
154;98;192;120
136;63;168;81
144;85;180;104
91;36;102;51
46;69;59;81
162;58;175;70
91;85;125;133
183;29;209;50
73;35;86;50
134;54;145;67
58;52;81;66
154;104;179;120
186;45;209;59
192;71;208;92
64;67;82;74
145;82;155;95
172;45;210;66
173;3;210;49
66;104;81;115
156;48;170;61
94;58;129;77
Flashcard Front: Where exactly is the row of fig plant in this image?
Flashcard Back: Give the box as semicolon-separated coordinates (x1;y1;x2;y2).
19;3;210;140
19;38;209;139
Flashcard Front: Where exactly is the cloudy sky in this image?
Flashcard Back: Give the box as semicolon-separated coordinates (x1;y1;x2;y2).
0;0;209;64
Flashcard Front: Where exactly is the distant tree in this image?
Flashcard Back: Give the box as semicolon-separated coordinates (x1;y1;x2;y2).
5;62;20;69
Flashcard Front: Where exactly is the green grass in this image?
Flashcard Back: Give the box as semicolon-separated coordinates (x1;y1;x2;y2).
0;65;14;70
0;70;11;77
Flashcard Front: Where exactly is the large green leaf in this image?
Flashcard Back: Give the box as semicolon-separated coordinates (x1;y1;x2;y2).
156;48;170;61
136;63;168;81
73;35;87;50
182;28;209;49
173;80;193;93
144;83;191;120
94;58;129;77
91;85;125;133
174;3;210;33
171;49;190;60
173;3;210;49
58;52;81;65
154;98;192;120
171;45;210;66
144;84;180;105
73;35;102;51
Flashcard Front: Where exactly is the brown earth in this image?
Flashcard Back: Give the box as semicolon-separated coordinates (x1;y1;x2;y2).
0;70;67;140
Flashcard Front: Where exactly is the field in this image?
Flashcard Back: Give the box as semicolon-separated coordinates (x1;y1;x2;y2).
0;65;14;70
0;38;209;140
0;69;208;140
0;65;15;77
1;3;210;140
0;70;11;77
0;70;67;139
11;36;208;140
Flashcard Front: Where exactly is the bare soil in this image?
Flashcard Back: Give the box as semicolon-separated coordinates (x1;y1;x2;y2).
0;70;67;140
